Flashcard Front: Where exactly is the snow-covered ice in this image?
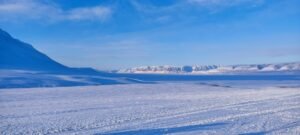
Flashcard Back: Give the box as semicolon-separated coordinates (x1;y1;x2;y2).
0;81;300;135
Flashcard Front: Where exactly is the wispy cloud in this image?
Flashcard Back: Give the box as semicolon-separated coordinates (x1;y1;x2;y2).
130;0;264;12
66;6;111;21
0;0;112;22
188;0;264;6
128;0;265;24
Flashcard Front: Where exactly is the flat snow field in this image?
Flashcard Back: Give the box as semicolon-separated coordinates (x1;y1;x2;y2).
1;81;300;135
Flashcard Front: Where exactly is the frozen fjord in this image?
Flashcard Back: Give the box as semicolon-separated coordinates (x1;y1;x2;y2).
0;81;300;135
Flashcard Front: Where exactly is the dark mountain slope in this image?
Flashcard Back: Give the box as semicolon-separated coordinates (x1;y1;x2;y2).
0;29;69;71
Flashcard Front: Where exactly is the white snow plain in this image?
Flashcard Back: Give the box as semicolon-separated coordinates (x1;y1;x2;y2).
1;81;300;135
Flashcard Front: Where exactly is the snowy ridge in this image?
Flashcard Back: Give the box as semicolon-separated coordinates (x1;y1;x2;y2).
118;62;300;74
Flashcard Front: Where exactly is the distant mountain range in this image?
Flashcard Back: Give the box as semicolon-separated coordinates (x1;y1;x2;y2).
117;63;300;74
1;28;299;76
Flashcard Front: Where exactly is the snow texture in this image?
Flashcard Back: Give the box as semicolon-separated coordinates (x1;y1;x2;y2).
1;69;300;89
1;81;299;134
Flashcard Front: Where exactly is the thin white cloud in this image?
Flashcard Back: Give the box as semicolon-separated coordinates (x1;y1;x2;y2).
188;0;264;7
67;6;111;21
0;0;112;22
0;3;28;12
130;0;264;12
128;0;265;23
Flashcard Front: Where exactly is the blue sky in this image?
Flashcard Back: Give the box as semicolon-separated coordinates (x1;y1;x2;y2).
0;0;299;69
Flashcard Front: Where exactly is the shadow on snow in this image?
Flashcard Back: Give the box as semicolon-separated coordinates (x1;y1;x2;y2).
98;122;227;135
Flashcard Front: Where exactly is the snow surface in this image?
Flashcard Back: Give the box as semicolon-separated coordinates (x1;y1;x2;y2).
1;81;300;134
0;70;124;88
3;69;300;89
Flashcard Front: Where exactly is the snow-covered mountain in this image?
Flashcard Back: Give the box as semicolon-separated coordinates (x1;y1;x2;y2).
0;29;70;71
0;29;124;88
0;28;106;75
118;63;300;74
